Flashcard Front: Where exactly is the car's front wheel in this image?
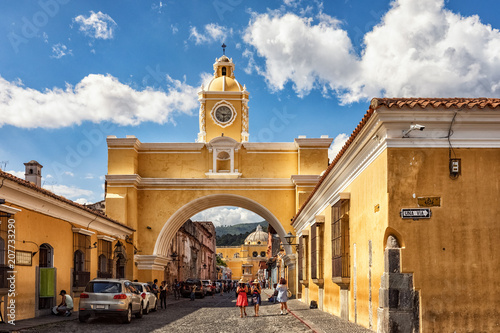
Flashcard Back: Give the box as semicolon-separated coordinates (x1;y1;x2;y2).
122;306;132;324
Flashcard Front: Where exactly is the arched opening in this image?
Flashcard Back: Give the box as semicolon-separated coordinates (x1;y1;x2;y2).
115;253;126;279
38;243;54;310
39;243;53;268
221;67;226;76
153;194;292;259
98;254;107;273
73;250;85;273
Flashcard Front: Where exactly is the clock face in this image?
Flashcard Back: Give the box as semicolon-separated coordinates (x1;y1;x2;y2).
215;105;233;123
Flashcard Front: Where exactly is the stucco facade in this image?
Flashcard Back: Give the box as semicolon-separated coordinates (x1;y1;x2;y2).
293;98;500;332
0;170;134;321
105;54;332;291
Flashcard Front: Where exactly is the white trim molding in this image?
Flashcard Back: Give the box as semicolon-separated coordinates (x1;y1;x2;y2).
134;254;170;271
0;205;22;215
97;235;116;242
72;227;95;236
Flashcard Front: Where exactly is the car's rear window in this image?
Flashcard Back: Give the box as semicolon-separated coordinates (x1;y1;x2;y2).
133;284;143;292
86;282;122;293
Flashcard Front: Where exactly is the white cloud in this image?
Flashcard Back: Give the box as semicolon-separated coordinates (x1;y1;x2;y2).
50;43;72;59
0;74;199;128
191;207;264;227
64;171;74;177
171;24;178;34
189;23;233;45
84;174;94;179
244;12;357;97
200;71;213;89
5;170;24;179
75;198;92;205
244;0;500;102
328;133;349;162
43;32;48;43
43;184;94;200
46;174;54;179
73;11;117;40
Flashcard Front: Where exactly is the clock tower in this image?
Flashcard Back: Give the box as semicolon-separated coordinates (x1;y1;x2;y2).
197;48;249;143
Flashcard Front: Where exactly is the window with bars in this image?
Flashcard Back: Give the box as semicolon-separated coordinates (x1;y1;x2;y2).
298;235;308;282
73;233;90;287
311;224;317;280
97;239;113;278
332;200;350;279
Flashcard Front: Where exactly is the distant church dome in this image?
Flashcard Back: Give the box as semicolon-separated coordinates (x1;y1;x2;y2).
244;225;268;245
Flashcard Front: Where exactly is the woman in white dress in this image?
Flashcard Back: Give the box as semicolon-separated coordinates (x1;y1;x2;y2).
276;278;288;315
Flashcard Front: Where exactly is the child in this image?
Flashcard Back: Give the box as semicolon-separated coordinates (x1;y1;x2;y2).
160;285;167;309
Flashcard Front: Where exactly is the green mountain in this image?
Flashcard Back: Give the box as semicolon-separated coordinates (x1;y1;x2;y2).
215;221;268;246
215;221;268;237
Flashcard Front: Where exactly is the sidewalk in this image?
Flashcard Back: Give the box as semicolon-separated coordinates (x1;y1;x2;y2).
262;288;373;333
0;295;188;332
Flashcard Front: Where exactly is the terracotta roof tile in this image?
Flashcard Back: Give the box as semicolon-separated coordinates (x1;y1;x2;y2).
370;97;500;110
0;169;134;231
292;98;500;225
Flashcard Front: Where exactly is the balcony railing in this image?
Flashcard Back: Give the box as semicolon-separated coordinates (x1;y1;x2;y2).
73;271;90;288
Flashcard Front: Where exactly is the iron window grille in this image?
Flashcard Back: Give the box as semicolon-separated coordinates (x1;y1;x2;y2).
332;200;350;279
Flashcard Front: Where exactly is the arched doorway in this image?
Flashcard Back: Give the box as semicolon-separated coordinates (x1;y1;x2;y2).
38;243;54;310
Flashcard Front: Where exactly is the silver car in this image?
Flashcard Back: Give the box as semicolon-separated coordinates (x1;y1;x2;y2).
132;282;157;314
79;279;143;324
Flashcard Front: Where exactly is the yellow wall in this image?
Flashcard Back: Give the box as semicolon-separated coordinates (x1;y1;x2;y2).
387;148;500;332
6;205;122;321
300;150;388;329
218;244;268;281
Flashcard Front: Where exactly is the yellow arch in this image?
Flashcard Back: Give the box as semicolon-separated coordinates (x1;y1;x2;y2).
153;193;292;257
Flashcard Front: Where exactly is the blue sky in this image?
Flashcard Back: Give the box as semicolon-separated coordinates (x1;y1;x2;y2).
1;0;499;225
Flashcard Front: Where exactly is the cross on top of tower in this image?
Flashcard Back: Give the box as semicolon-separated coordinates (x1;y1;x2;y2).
222;43;226;55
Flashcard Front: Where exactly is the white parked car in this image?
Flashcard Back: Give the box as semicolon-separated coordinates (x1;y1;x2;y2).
201;280;213;295
132;282;157;314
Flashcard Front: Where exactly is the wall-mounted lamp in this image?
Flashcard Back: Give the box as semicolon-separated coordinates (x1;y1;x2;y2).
146;226;152;230
283;232;299;251
402;124;425;138
88;241;97;249
203;263;207;269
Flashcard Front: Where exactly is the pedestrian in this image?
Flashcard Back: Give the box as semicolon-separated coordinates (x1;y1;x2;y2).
276;278;289;315
211;282;216;298
160;285;167;309
251;279;261;317
173;279;181;300
236;279;248;318
151;279;159;299
52;290;73;316
220;282;224;296
190;284;197;301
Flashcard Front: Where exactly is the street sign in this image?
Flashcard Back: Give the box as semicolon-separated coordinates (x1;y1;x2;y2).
400;208;431;219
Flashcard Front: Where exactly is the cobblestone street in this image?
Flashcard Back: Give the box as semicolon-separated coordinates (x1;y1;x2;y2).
20;290;372;333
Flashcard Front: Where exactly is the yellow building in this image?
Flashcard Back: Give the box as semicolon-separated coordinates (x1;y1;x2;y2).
217;225;269;281
105;51;332;294
0;166;134;321
292;98;500;332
